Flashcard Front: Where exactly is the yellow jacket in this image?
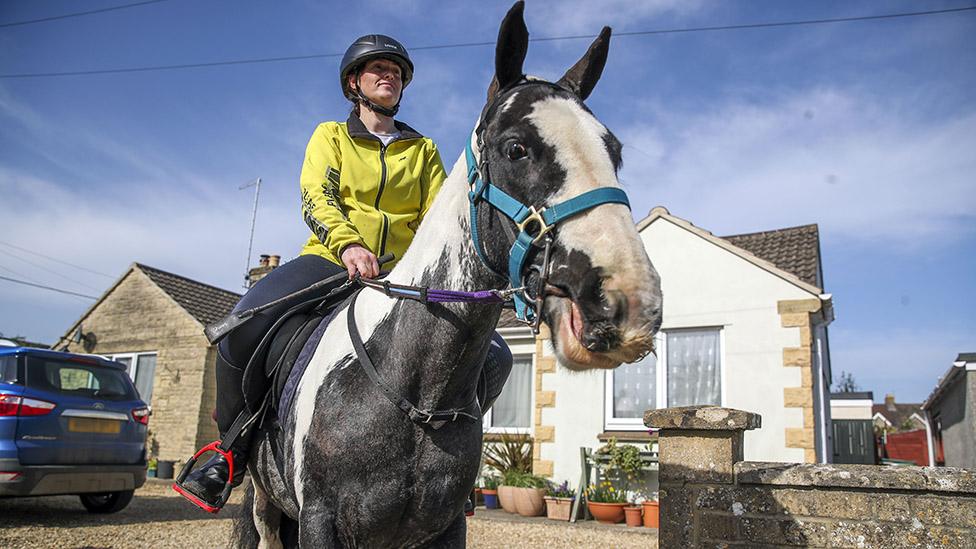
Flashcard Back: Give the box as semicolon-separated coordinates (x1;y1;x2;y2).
299;113;447;268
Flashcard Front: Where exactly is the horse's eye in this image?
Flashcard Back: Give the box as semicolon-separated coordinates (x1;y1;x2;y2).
506;142;527;161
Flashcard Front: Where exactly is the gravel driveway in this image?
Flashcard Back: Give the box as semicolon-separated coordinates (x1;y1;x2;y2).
0;480;657;548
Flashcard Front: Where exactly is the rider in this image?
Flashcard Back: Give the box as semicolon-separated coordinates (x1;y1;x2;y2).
174;34;513;513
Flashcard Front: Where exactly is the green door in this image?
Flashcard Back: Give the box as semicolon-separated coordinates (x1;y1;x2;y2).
832;420;876;464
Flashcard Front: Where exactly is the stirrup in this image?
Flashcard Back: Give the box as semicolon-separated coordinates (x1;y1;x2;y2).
172;440;235;514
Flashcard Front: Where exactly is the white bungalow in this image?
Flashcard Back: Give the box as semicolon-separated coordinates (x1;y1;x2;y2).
494;206;835;486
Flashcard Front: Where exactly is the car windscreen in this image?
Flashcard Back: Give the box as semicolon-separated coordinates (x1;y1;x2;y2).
25;357;137;401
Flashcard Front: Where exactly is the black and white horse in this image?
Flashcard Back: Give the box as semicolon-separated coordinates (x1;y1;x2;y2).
235;3;662;547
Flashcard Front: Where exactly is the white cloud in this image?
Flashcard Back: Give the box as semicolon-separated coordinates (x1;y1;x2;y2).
617;88;976;248
0;164;303;303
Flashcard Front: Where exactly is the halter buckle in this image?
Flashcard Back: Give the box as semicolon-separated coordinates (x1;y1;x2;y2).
516;206;553;244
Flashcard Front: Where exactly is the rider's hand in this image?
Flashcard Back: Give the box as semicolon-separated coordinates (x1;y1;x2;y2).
340;244;380;279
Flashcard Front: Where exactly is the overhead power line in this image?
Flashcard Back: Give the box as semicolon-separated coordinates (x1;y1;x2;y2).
1;5;973;79
0;275;99;300
0;240;115;279
0;0;171;29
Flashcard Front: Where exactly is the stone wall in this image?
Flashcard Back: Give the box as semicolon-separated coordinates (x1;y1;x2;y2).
646;406;976;548
62;269;214;461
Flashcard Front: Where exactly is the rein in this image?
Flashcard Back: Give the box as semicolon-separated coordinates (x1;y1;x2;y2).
346;290;481;430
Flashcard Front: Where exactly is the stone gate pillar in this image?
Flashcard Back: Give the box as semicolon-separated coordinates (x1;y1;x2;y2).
645;406;761;547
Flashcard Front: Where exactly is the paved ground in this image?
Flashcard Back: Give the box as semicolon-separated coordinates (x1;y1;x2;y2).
0;479;658;548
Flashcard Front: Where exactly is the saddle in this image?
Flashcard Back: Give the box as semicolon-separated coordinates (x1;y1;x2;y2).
237;284;512;430
240;287;355;422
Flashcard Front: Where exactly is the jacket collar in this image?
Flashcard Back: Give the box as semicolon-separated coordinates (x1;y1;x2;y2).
345;112;423;142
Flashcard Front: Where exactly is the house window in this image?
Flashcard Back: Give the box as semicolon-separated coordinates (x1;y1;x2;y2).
107;352;158;402
484;354;533;432
605;328;723;430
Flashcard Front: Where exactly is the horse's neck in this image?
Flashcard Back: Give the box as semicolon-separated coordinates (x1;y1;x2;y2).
377;152;502;409
387;152;498;294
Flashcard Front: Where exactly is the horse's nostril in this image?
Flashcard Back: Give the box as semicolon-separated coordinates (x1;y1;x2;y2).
582;322;620;353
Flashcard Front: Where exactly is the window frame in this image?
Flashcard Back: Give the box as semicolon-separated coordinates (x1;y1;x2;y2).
604;327;725;431
105;351;158;403
482;341;535;435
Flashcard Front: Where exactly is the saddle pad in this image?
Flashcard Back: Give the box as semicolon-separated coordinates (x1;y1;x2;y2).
276;301;344;425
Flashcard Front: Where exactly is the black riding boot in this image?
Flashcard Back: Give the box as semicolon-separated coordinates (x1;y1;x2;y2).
173;352;252;513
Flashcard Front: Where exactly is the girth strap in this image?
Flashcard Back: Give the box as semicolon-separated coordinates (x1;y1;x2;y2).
346;291;480;430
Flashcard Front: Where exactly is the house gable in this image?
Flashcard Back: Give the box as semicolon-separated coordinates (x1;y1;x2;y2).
636;208;828;464
638;213;819;326
56;264;235;461
137;264;241;327
637;207;824;297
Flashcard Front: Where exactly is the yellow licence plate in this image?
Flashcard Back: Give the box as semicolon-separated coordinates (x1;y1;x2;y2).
68;418;122;434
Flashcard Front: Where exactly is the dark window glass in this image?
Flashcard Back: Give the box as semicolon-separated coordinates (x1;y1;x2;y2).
1;356;20;384
25;357;137;400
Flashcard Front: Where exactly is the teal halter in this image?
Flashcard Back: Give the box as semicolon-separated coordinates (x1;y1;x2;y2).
465;136;630;328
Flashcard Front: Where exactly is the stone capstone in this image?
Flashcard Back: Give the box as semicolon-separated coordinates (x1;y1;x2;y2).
645;406;762;431
736;462;976;495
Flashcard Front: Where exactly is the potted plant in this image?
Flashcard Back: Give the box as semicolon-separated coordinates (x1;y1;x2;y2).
481;475;500;509
509;472;548;517
147;457;158;478
642;492;660;528
543;480;575;521
585;481;627;524
598;437;643;480
483;433;532;514
623;500;643;527
497;470;519;513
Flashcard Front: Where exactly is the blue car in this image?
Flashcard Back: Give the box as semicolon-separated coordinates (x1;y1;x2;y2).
0;347;148;513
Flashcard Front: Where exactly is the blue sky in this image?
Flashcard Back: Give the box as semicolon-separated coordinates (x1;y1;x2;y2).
1;1;973;403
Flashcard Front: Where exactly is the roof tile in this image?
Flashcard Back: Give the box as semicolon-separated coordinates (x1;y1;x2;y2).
721;224;822;289
136;264;241;326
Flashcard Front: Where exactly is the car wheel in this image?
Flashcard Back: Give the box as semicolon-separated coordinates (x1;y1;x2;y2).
79;490;135;513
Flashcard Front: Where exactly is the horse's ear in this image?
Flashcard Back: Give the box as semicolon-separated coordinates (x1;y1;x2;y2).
557;26;611;101
489;1;528;101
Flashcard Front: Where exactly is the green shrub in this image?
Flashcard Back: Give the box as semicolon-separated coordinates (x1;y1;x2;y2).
481;475;500;490
501;470;548;488
597;437;643;479
483;432;532;475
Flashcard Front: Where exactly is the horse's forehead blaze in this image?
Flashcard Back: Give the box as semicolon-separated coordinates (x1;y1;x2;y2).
524;97;647;284
525;96;617;200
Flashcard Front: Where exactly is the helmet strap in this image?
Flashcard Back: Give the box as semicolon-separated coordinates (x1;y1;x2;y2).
355;73;400;118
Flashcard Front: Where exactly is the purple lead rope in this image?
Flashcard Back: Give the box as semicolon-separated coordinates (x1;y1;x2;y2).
426;288;506;303
358;277;517;304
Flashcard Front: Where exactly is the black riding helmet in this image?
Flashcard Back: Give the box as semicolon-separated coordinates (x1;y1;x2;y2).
340;34;414;117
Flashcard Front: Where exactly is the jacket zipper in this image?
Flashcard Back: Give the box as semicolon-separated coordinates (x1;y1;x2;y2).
376;144;390;257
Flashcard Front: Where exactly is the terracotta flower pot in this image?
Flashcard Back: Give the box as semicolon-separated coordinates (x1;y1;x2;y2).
544;496;574;521
642;500;660;528
624;505;643;527
497;485;516;513
512;486;546;516
586;501;627;524
482;488;498;509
